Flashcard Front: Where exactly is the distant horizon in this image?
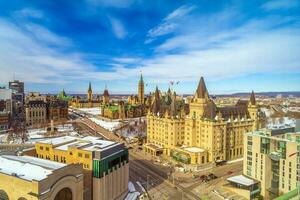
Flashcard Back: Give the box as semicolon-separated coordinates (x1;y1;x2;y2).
29;90;300;96
0;0;300;93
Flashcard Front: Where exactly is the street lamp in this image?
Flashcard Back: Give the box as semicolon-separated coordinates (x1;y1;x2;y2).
289;151;300;196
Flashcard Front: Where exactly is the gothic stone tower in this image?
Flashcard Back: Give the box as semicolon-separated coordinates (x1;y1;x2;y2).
189;76;210;119
248;90;259;131
103;86;110;105
138;74;145;104
87;82;93;102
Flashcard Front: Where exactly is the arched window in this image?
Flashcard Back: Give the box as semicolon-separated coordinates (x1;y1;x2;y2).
18;198;27;200
0;190;9;200
54;188;72;200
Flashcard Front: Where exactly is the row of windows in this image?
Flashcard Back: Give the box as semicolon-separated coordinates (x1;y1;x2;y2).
29;110;46;117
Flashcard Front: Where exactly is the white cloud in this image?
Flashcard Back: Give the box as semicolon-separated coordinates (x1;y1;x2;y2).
0;19;119;84
86;0;134;8
147;5;195;39
14;8;43;19
261;0;299;11
113;57;141;63
24;23;72;46
109;17;127;39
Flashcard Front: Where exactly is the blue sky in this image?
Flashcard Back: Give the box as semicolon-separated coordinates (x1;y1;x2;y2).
0;0;299;94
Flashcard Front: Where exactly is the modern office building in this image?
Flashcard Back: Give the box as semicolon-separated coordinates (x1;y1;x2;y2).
24;136;129;200
8;80;25;122
0;155;83;200
242;128;300;199
144;77;266;166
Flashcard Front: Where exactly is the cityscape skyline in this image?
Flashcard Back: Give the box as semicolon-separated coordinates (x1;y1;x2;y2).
0;0;300;93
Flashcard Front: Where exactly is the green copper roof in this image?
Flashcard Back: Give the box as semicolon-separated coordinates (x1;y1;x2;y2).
274;188;299;200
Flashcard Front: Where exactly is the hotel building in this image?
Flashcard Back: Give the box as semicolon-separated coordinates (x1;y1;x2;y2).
144;77;266;166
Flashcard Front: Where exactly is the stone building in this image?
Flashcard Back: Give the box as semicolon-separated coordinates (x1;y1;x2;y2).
46;96;68;120
100;75;149;120
25;94;68;126
71;82;101;108
144;77;266;166
25;100;47;126
0;155;83;200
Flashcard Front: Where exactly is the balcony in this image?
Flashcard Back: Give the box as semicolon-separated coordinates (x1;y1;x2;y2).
268;151;282;161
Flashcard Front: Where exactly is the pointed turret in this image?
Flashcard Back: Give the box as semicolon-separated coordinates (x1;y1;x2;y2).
250;90;256;105
139;74;144;84
151;86;161;114
87;82;93;101
195;77;209;99
170;92;177;117
138;74;145;104
88;82;92;92
154;86;159;99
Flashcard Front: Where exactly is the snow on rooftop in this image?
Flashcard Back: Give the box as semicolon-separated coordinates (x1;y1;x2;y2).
46;136;118;152
39;136;77;145
227;175;257;186
89;117;121;131
77;107;102;116
55;141;84;151
0;155;65;181
184;147;204;153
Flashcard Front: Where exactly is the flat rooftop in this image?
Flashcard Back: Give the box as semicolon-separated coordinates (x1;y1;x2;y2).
0;155;66;181
38;136;120;152
227;175;258;187
184;147;205;153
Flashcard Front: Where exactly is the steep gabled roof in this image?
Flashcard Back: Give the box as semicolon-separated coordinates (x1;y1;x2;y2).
88;82;92;92
195;77;209;99
250;90;256;105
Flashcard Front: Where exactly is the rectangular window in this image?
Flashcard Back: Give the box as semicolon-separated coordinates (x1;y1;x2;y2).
78;153;82;157
85;154;90;159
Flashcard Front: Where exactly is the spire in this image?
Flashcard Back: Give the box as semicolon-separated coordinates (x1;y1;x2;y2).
250;90;256;105
139;74;144;84
195;76;209;98
88;82;92;92
155;86;159;98
167;87;171;94
170;92;177;117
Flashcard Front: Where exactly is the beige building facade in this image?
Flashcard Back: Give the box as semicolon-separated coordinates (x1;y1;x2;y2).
243;129;300;199
0;155;83;200
145;77;265;165
24;136;129;200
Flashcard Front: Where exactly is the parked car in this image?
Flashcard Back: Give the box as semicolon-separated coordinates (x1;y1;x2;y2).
227;170;234;175
208;173;218;179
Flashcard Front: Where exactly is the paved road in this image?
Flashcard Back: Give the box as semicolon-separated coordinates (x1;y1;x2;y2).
130;151;202;200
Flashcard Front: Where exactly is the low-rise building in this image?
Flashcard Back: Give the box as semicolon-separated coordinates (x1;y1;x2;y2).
25;100;47;126
25;94;69;126
0;155;83;200
25;136;129;200
0;111;10;131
